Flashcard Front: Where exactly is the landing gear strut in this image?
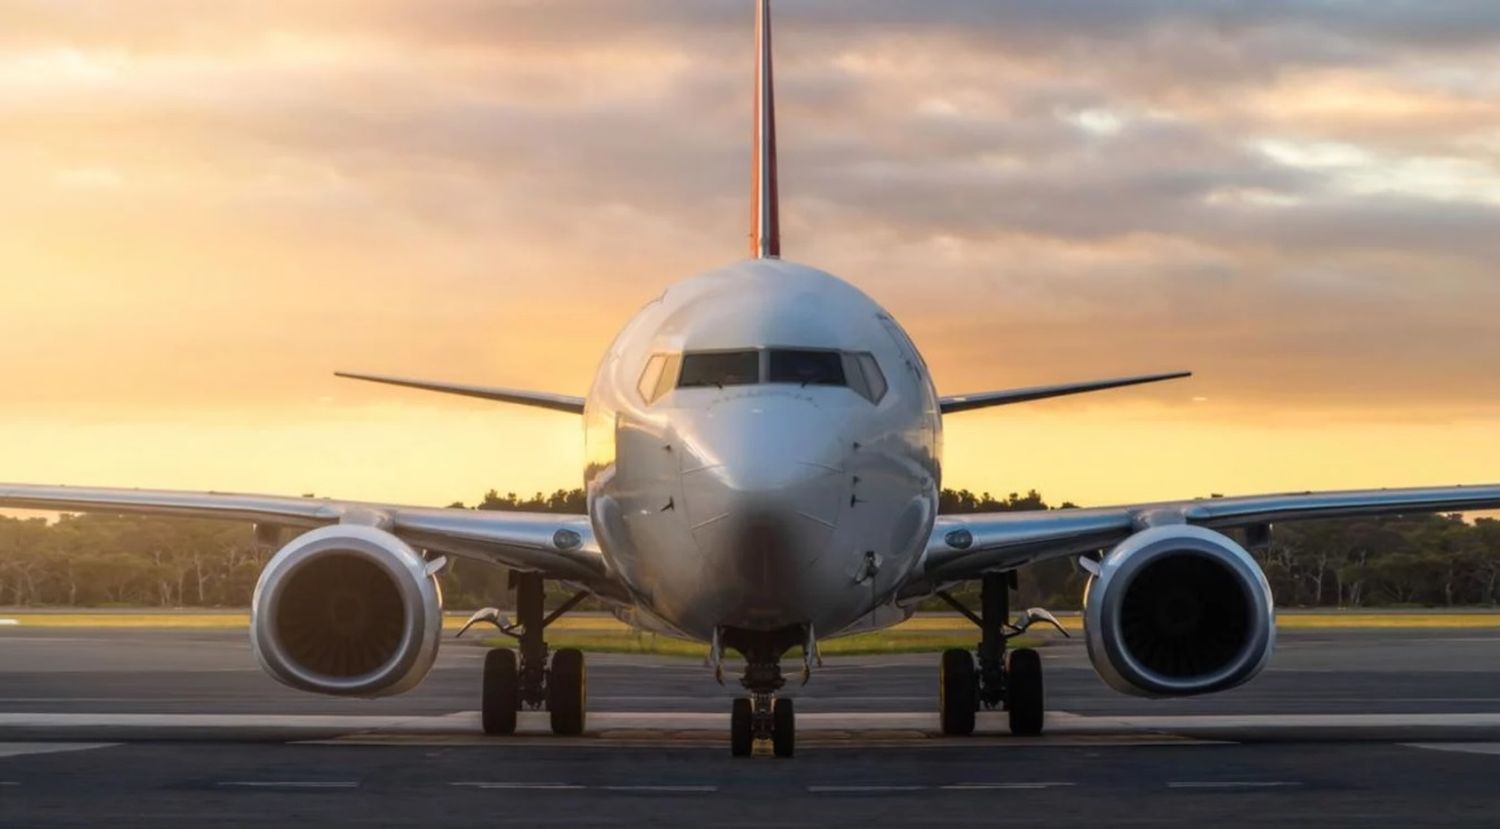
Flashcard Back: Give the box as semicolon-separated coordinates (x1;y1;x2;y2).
460;572;589;736
723;627;801;758
936;572;1056;737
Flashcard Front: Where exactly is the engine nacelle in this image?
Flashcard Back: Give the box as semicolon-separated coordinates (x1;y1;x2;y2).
250;525;443;698
1083;525;1275;697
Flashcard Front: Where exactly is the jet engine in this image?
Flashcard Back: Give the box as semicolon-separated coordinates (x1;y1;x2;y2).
1083;525;1275;697
250;525;443;697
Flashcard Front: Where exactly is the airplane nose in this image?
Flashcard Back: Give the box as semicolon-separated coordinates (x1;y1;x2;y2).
679;398;847;526
678;398;849;625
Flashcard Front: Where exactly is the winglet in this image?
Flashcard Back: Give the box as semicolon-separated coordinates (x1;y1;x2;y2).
335;372;585;415
749;0;780;259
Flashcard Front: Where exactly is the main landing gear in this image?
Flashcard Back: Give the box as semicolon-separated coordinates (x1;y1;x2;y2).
722;626;803;758
936;572;1067;737
458;571;590;736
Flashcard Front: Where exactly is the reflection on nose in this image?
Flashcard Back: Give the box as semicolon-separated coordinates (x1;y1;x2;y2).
679;399;847;530
679;398;849;619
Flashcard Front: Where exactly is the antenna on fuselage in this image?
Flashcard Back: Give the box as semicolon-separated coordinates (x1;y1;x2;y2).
749;0;781;259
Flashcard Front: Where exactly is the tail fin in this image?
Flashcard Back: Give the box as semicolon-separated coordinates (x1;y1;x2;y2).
749;0;780;259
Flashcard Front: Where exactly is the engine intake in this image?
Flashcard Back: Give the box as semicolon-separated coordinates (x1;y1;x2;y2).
1083;525;1275;697
250;525;442;697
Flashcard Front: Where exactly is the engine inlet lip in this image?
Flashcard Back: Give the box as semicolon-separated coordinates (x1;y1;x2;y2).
1089;525;1276;697
251;525;435;697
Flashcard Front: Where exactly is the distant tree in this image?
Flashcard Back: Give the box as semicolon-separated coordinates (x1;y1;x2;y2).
1;486;1497;610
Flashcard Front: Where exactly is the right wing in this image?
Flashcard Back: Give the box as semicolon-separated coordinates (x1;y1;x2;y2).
335;372;586;415
920;483;1500;584
0;483;613;589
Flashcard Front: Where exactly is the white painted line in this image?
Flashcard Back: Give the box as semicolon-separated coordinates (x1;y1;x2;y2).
0;743;117;759
217;781;359;789
451;782;587;791
0;620;18;626
942;782;1076;790
601;785;718;793
1404;742;1500;756
1086;713;1500;730
1168;781;1303;789
809;785;928;793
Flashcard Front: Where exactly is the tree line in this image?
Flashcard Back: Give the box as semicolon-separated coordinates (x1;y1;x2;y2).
0;488;1497;609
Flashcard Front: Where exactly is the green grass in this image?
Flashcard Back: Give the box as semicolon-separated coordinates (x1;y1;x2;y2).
479;629;1044;657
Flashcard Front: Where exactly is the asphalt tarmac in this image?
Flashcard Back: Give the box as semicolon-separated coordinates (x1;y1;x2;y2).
1;627;1499;827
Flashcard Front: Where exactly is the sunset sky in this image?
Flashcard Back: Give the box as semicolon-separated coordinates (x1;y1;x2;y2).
2;0;1498;511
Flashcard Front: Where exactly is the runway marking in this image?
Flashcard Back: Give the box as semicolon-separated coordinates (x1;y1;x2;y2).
602;785;718;793
5;710;1500;748
0;620;17;626
451;782;587;791
0;742;117;759
1404;742;1500;756
1167;781;1303;789
217;781;360;790
808;785;927;793
942;782;1076;790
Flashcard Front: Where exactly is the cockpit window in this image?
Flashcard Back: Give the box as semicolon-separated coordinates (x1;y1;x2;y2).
648;348;884;405
638;355;667;404
678;350;760;388
853;352;887;403
768;349;845;387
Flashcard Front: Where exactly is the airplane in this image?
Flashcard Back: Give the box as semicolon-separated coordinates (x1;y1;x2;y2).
4;0;1500;760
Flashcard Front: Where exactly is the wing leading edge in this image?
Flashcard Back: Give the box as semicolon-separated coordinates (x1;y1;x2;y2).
921;483;1500;584
0;483;610;586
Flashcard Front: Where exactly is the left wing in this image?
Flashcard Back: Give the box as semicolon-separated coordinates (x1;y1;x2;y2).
920;483;1500;583
0;483;612;588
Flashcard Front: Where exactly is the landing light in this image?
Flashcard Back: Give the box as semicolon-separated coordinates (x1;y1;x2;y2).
553;529;583;551
945;529;974;550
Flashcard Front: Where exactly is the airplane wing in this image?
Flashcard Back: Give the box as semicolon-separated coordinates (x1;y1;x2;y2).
919;483;1500;584
939;371;1191;415
335;372;586;415
0;483;612;588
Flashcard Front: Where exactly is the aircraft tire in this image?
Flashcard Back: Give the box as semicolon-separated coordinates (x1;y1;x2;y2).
1007;648;1044;736
548;648;587;736
939;648;977;736
730;698;754;757
772;697;795;758
482;648;519;735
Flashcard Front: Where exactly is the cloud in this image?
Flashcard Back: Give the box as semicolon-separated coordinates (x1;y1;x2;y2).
0;0;1497;478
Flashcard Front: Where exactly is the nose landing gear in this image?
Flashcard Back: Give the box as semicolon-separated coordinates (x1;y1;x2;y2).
723;626;802;758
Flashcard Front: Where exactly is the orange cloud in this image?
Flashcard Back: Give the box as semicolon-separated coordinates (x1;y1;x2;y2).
1;1;1497;507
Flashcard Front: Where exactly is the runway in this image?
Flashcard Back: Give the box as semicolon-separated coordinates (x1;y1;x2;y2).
2;627;1499;827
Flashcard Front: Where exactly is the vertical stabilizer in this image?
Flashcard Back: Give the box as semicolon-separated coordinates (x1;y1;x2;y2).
749;0;781;259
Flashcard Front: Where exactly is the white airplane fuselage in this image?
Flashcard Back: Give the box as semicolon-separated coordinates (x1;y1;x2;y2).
584;258;942;642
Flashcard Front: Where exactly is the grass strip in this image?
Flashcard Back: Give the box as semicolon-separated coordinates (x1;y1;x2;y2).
2;611;1498;633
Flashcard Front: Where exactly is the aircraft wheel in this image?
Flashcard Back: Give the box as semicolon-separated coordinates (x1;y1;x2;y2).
1007;648;1044;736
772;697;795;758
730;698;754;757
482;648;519;735
548;648;587;736
939;648;977;736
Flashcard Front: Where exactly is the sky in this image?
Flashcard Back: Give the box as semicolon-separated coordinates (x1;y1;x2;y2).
1;0;1498;511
